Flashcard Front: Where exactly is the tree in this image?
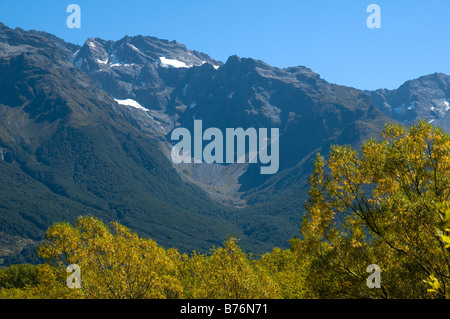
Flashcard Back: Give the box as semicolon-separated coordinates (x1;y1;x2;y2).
257;247;309;299
37;216;183;299
180;237;281;299
0;264;40;289
297;121;450;298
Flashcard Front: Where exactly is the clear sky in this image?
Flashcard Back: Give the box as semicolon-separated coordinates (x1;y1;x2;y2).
0;0;449;91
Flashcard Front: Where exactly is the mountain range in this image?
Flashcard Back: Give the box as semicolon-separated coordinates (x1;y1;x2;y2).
1;22;449;265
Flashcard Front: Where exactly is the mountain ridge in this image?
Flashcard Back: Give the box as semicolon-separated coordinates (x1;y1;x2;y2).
1;22;450;265
0;23;262;266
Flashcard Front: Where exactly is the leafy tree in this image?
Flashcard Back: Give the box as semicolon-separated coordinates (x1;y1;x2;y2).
0;264;40;289
424;201;450;298
257;247;309;298
297;121;450;298
8;120;450;300
37;216;183;299
180;237;281;299
0;263;81;299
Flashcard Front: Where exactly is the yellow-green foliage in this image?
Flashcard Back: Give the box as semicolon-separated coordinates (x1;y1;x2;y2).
299;121;450;298
1;217;281;299
257;246;309;299
3;122;450;299
180;237;281;299
38;216;183;299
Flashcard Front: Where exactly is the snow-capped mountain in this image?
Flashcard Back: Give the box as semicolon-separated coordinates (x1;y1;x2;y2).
70;35;222;137
70;33;394;209
72;35;221;70
368;73;450;130
3;21;450;265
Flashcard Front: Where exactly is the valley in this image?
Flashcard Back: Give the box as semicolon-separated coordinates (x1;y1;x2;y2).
1;21;450;266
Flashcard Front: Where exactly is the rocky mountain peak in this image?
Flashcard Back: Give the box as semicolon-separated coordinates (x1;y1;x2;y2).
369;72;450;127
73;34;222;71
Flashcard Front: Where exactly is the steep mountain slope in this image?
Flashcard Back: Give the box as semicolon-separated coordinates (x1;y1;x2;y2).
0;23;258;266
72;36;393;205
0;23;406;266
67;34;395;248
178;56;391;191
71;35;221;132
186;57;394;241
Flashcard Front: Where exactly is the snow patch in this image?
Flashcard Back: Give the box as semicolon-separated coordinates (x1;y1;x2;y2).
128;43;140;52
405;101;416;110
394;101;416;114
159;57;191;68
71;50;80;62
202;60;220;69
114;98;150;112
96;58;108;64
110;63;134;67
109;53;133;66
71;50;82;67
109;53;134;67
445;99;450;111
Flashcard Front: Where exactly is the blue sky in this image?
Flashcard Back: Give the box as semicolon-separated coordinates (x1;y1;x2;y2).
0;0;449;90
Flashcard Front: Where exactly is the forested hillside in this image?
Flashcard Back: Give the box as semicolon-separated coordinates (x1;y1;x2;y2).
1;122;449;299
